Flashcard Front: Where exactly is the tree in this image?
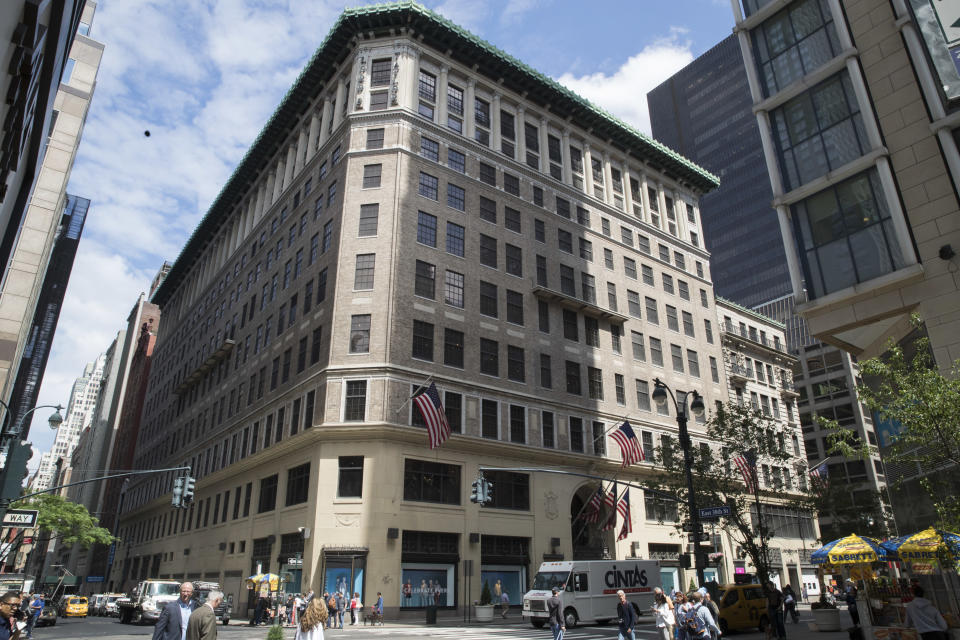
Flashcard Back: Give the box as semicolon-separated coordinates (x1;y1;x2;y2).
649;402;801;587
821;316;960;530
12;493;116;548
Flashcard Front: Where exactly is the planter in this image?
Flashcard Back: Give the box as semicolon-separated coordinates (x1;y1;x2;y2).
812;608;842;631
474;605;495;622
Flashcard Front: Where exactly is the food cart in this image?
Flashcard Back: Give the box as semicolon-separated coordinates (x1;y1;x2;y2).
810;534;890;633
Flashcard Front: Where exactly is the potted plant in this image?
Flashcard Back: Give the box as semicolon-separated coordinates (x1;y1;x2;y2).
811;596;841;631
474;581;495;622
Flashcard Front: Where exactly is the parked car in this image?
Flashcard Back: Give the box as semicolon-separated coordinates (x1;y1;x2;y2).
89;594;106;616
101;593;124;617
36;604;57;627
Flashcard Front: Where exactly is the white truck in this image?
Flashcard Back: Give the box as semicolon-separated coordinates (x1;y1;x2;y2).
522;559;661;629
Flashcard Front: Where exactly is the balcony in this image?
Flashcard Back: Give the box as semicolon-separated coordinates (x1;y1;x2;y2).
722;321;788;355
780;380;800;399
174;338;236;395
532;283;628;324
728;363;753;385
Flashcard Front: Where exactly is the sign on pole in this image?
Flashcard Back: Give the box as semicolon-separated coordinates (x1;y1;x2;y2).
687;532;710;542
699;506;732;519
1;509;38;527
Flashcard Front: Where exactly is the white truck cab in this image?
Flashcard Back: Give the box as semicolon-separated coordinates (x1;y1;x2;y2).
522;559;661;629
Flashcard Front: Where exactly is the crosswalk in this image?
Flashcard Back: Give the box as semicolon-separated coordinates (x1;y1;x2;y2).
356;624;655;639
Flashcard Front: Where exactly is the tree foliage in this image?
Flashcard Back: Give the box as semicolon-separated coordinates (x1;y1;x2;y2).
12;493;116;548
820;317;960;530
649;402;801;587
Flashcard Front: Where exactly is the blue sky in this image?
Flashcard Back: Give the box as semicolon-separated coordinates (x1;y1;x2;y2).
26;0;736;463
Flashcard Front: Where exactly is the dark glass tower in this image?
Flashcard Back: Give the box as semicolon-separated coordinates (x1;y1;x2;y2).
647;35;789;309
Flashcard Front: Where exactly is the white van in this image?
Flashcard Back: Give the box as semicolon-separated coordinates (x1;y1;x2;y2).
522;559;661;628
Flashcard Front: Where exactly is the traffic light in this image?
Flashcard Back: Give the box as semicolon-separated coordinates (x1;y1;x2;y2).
172;476;185;508
182;476;196;506
482;478;493;504
470;479;481;503
0;441;33;508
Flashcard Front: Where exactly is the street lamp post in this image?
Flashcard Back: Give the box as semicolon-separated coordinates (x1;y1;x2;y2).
0;400;65;440
0;402;66;511
652;378;706;587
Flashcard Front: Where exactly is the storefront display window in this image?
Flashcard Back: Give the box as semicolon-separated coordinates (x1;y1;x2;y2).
400;564;454;608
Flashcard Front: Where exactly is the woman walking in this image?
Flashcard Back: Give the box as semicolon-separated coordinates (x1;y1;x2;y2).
674;592;689;640
653;589;676;640
294;597;328;640
349;592;361;625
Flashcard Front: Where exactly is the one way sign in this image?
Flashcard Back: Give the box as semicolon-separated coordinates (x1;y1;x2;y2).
1;509;39;528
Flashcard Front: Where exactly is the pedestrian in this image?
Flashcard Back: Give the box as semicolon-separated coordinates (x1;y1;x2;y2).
616;590;636;640
845;583;860;627
252;594;266;626
783;585;799;624
905;585;948;640
0;592;22;640
325;592;336;629
703;592;720;632
186;590;222;640
294;597;328;640
674;592;689;640
349;592;362;625
547;586;565;640
686;592;721;639
373;592;383;625
765;581;786;640
24;594;42;640
152;582;196;640
500;589;510;618
653;588;676;640
334;590;346;629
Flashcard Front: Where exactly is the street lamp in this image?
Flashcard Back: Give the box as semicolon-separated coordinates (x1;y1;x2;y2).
0;401;66;439
652;378;706;587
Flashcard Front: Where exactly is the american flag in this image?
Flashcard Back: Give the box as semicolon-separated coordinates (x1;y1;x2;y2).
733;452;758;493
616;491;632;541
610;421;645;467
584;486;604;523
601;483;618;531
810;463;827;480
413;382;451;449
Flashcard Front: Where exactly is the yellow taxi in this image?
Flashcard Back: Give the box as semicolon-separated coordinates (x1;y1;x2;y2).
716;584;768;633
65;596;88;617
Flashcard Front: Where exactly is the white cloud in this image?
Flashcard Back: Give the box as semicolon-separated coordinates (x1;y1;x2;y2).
555;29;695;135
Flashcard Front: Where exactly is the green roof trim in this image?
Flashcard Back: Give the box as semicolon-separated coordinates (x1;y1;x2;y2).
154;1;719;306
716;297;786;329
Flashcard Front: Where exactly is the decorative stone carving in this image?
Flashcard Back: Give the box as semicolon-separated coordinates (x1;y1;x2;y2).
544;491;559;520
390;59;400;106
334;513;361;527
355;52;367;110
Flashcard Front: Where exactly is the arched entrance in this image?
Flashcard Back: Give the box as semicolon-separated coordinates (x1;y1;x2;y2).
570;484;612;560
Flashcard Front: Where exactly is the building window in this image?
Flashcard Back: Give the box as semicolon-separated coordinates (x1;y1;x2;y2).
509;405;526;443
631;331;646;361
371;58;391;86
687;350;700;378
481;398;499;439
479;281;498;317
615;373;626;405
636;379;651;411
479;162;496;186
286;463;310;506
505;244;522;277
415;260;436;299
479;196;497;223
448;148;466;173
666;305;679;332
503;172;520;196
366;128;384;149
257;474;278;513
587;367;604;400
671;344;684;373
349;315;370;353
338;456;363;498
344;380;367;421
793;168;905;299
645;297;659;324
412;320;434;361
444;270;464;308
420;136;439;161
418;70;436;118
446;222;465;257
565;361;581;395
650;337;663;367
418;172;439;199
540;353;552;388
475;97;491;146
358;204;378;237
404;459;460;505
447;184;466;211
624;257;637;280
753;0;841;97
558;229;572;253
584;317;599;347
417;211;437;247
444;328;464;368
505;207;521;233
480;338;499;376
362;164;381;188
507;345;525;382
506;289;524;325
485;470;529;510
569;417;584;452
563;309;578;341
369;91;388;110
354;253;375;290
480;234;497;268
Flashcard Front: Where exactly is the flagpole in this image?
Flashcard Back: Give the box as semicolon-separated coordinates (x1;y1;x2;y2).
395;374;435;416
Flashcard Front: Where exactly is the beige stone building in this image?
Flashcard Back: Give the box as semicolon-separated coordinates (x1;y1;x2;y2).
112;3;813;617
731;0;960;370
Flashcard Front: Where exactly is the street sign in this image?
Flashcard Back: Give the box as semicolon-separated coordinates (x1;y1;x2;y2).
929;0;960;47
699;506;731;519
682;523;704;533
86;576;105;583
1;509;38;527
688;532;710;542
287;557;303;565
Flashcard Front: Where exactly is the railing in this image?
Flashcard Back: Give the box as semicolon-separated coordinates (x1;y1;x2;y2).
722;321;787;353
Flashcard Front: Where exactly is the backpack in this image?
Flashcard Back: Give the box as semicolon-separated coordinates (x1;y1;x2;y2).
684;605;709;638
631;601;642;616
327;596;336;609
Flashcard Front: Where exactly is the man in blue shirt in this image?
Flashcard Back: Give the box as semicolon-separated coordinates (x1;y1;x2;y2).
25;594;42;639
617;590;636;640
153;582;196;640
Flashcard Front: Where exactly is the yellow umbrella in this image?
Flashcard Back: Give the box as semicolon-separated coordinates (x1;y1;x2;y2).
246;572;281;591
811;534;889;565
